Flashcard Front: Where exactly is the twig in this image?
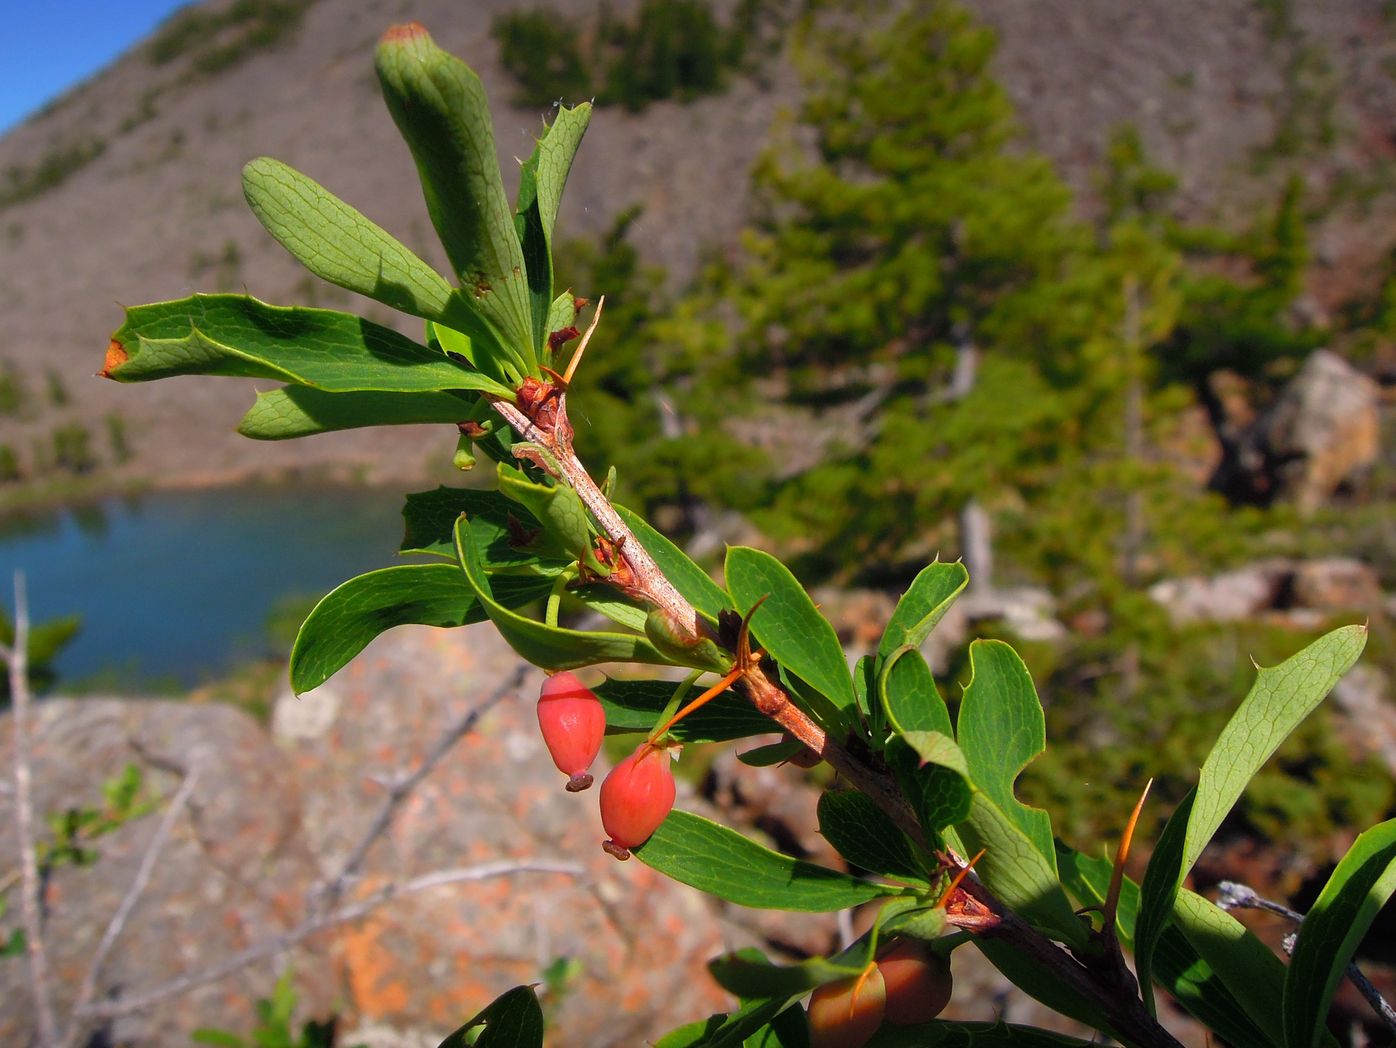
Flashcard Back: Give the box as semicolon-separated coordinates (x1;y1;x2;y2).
491;396;702;642
75;858;583;1022
1218;881;1396;1033
4;572;59;1048
59;769;202;1048
315;663;530;912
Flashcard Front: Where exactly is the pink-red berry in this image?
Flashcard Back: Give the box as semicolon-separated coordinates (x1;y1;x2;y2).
537;671;606;792
876;937;953;1025
599;741;676;859
806;967;887;1048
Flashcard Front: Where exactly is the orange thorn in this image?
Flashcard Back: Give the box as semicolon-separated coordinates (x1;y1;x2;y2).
1105;778;1153;932
936;848;986;908
650;664;744;741
561;294;605;386
848;962;878;1023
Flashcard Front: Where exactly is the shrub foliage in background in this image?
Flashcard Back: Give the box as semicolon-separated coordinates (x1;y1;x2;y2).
492;0;785;111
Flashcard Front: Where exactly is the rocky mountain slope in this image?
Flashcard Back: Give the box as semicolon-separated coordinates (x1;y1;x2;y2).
1;0;1394;493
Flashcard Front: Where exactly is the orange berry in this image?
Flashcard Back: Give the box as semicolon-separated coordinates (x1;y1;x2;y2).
806;967;886;1048
876;937;953;1025
598;742;675;858
537;672;606;792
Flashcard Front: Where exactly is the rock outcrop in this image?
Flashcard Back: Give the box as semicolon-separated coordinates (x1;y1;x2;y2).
1211;351;1380;509
0;625;734;1047
1148;556;1382;625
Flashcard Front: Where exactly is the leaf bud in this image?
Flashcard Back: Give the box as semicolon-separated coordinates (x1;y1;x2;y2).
537;671;606;791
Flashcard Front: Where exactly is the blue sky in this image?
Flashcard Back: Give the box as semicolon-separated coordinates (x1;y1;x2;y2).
1;1;192;134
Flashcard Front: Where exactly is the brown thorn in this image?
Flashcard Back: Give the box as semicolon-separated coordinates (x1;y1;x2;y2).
737;595;769;667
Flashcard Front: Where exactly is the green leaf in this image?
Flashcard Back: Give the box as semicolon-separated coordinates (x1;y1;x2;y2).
634;810;901;912
106;295;499;395
615;504;730;620
568;585;649;631
1135;624;1367;1002
515;104;591;351
401;486;559;566
817;788;925;880
545;290;579;359
879;646;952;736
956;792;1085;947
881;904;948;941
725;546;854;720
497;462;597;568
737;739;809;767
956;640;1055;864
375;25;535;375
289;563;553;693
655;997;801;1048
885;731;972;836
708;946;870;999
238;386;487;440
437;985;544;1048
866;1021;1102;1048
1285;818;1396;1048
455;516;673;670
878;561;969;658
745;1006;809;1048
949;641;1081;941
1173;888;1288;1046
242;156;457;323
972;940;1115;1035
592;678;773;743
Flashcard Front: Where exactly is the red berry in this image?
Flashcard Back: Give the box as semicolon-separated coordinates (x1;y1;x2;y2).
876;937;953;1025
806;967;886;1048
537;672;606;792
598;742;676;859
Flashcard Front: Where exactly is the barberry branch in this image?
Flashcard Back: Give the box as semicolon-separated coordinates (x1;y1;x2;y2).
488;392;1185;1048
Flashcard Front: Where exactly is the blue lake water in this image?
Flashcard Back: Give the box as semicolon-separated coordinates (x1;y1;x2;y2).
0;485;427;691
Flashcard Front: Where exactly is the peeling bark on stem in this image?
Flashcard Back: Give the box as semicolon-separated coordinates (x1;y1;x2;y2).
490;395;701;641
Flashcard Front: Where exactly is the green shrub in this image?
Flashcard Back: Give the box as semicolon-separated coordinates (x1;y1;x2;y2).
0;139;106;211
146;0;315;75
0;445;21;483
0;361;25;415
490;0;790;111
492;10;595;109
52;424;96;475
